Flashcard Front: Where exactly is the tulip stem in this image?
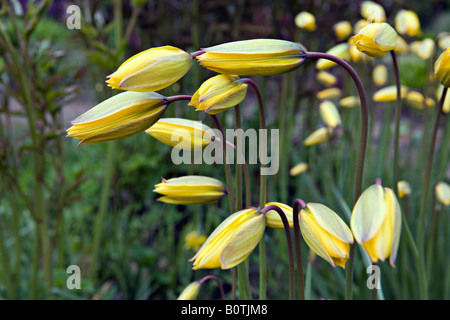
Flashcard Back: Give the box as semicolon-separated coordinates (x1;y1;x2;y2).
305;51;369;300
390;50;402;193
199;275;226;300
293;199;306;300
242;78;268;300
261;205;296;300
418;86;448;300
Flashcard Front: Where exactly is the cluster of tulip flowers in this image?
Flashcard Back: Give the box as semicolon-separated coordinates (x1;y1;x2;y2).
67;1;450;300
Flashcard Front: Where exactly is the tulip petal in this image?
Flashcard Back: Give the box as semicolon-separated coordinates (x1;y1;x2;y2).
351;184;388;243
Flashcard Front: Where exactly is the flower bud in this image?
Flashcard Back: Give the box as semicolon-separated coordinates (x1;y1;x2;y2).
106;46;193;92
395;9;421;37
295;11;316;31
435;182;450;206
373;85;408;102
264;202;294;228
304;127;333;146
350;22;397;57
189;74;248;114
319;100;342;128
434;48;450;88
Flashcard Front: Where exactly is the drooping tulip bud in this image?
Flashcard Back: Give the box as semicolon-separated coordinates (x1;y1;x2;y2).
350;22;398;58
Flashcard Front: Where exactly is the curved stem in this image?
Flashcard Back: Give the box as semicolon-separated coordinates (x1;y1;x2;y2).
293;199;306;300
305;52;369;300
199;275;226;300
418;86;448;299
260;205;296;300
390;50;402;191
242;77;268;300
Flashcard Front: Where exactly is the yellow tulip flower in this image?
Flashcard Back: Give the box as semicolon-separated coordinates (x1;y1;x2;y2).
435;48;450;87
315;43;350;70
350;184;402;266
264;202;294;228
190;208;265;269
350;22;398;57
196;39;306;76
372;64;388;86
188;74;248;114
295;11;316;31
409;38;435;60
333;21;353;40
153;176;226;205
299;203;354;268
106;46;193;92
304;127;333;146
316;88;342;100
373;85;408;102
146;118;215;150
361;1;386;22
289;162;309;176
177;281;201;300
397;180;411;198
405;91;435;110
185;230;207;251
66;91;167;146
316;71;337;87
319;100;342;128
340;96;360;108
395;9;421;37
435;182;450;206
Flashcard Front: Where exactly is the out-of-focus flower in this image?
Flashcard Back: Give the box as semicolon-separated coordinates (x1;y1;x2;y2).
299;203;354;268
196;39;306;76
350;22;397;57
146;118;215;150
289;162;309;176
340;96;360;108
319;100;342;128
304;127;333;146
397;180;411;198
395;35;409;54
435;182;450;206
264;202;294;228
353;19;368;34
437;85;450;113
316;71;337;87
190;208;265;269
437;32;450;50
316;43;350;70
295;11;316;31
361;1;386;23
395;9;421;37
349;43;372;63
373;85;408;102
66;91;167;146
434;48;450;87
405;91;435;110
106;46;193;92
316;88;342;100
372;64;388;86
177;281;201;300
185;231;208;251
409;38;435;60
153;176;226;205
350;183;402;266
188;74;247;114
333;21;353;40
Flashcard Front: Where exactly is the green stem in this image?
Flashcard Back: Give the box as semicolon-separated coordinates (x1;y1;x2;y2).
261;205;295;300
417;86;448;300
390;50;402;191
306;52;369;300
293;199;306;300
242;78;268;300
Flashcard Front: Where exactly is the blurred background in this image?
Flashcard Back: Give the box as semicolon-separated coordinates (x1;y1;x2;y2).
0;0;449;300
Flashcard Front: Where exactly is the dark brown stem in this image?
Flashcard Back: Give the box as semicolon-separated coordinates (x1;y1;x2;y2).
293;199;306;300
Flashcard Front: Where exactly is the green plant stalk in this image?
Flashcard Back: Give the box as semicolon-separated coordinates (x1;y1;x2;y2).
293;199;306;300
417;87;448;300
261;204;295;300
390;50;402;191
0;214;14;299
306;52;369;300
243;78;268;299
